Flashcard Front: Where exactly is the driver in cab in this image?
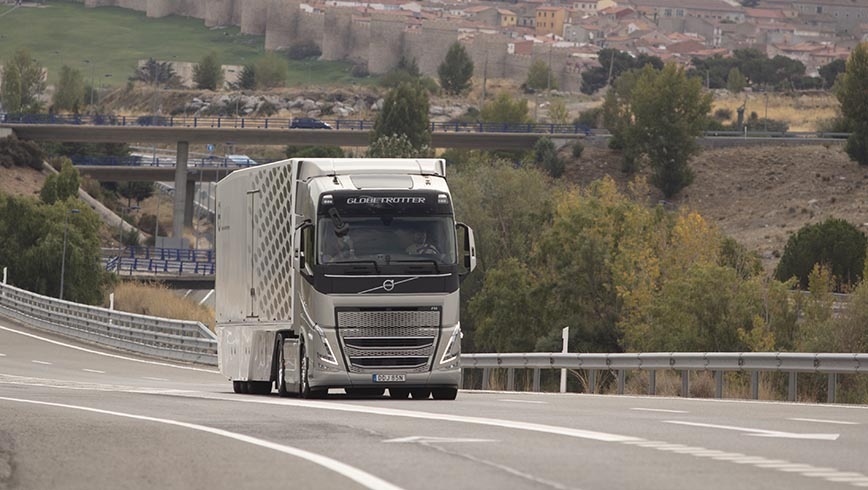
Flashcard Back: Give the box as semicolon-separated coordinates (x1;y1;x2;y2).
406;229;439;255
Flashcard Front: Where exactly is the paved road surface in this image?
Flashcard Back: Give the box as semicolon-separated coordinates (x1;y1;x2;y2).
1;316;867;490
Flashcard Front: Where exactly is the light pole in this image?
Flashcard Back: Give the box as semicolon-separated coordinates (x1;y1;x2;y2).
117;205;140;274
59;208;80;300
83;59;95;106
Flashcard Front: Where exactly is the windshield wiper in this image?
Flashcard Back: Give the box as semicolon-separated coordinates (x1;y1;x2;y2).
328;259;380;274
393;259;441;274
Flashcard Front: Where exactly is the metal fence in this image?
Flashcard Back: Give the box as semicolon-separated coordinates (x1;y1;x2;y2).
0;277;217;365
462;352;867;403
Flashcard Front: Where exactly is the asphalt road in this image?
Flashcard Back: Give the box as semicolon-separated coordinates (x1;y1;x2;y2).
1;316;867;490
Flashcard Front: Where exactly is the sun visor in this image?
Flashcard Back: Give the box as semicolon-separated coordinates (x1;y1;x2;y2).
350;175;414;189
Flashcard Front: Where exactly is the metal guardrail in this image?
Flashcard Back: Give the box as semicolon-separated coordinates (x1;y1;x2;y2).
1;271;864;402
0;279;217;365
462;352;867;403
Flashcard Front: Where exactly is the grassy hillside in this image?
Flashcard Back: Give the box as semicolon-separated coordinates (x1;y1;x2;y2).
0;0;362;88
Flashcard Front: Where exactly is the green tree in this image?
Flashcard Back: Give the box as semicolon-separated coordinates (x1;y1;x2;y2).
131;58;177;86
819;58;846;89
40;159;80;205
547;99;569;124
437;42;474;95
253;53;288;90
836;42;868;166
193;51;223;91
531;136;564;178
1;48;46;114
726;66;746;93
366;134;430;158
774;218;867;291
234;64;256;90
525;59;557;92
603;63;712;197
370;81;430;152
117;181;155;207
52;66;85;113
0;195;105;304
285;145;344;158
581;49;663;95
480;92;530;123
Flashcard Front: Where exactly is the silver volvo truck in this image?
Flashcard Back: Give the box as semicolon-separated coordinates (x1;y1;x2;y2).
215;158;476;399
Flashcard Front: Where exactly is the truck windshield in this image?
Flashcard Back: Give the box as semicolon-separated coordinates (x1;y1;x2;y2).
318;216;456;266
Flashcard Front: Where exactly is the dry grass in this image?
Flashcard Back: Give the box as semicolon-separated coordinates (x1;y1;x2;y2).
711;92;839;132
109;281;215;330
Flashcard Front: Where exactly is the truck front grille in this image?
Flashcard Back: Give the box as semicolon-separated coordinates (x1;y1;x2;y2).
336;308;441;373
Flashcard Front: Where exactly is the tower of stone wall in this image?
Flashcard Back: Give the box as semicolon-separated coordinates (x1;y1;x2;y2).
411;20;459;76
265;0;300;50
321;9;353;61
146;0;172;18
297;10;325;48
241;0;268;35
347;19;371;63
205;0;233;27
368;15;406;74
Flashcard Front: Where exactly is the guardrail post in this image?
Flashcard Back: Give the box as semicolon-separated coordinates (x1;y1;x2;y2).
482;368;490;390
507;368;515;391
751;371;759;399
589;370;597;394
788;372;798;402
648;370;656;396
714;371;724;399
617;370;625;395
681;370;690;397
532;368;540;392
2;267;6;284
827;373;837;403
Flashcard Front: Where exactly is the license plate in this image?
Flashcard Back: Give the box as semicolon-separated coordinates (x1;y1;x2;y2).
372;374;406;383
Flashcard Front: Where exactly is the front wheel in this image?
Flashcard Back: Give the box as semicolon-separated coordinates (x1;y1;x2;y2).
431;388;458;400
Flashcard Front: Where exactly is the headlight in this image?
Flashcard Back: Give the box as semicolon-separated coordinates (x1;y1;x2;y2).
314;325;338;365
439;326;462;365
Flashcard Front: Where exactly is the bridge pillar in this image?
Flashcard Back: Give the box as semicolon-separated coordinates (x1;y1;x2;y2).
173;141;189;241
185;180;195;227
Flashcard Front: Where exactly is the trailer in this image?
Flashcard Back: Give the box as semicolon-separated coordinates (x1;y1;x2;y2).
215;158;476;399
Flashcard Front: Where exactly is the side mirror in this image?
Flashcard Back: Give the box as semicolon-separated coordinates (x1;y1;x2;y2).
456;222;477;277
296;222;314;277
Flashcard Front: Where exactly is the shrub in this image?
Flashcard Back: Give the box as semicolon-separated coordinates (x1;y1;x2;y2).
575;107;602;128
0;135;44;170
774;218;867;291
571;140;584;159
287;40;322;60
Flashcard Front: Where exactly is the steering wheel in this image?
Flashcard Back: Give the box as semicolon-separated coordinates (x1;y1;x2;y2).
416;243;440;255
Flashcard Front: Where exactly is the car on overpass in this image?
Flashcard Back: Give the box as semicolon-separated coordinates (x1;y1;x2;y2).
225;154;259;166
290;117;332;129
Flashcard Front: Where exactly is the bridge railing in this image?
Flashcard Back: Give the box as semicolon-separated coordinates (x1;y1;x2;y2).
0;278;217;365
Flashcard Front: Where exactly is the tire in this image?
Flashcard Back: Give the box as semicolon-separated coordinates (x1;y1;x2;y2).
299;343;327;399
389;387;410;399
276;336;289;398
410;389;431;400
239;381;250;394
431;388;458;400
232;380;244;394
248;381;272;395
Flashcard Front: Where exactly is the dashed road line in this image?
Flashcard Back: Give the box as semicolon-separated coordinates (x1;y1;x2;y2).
789;417;858;425
31;360;51;365
83;369;106;374
630;408;688;414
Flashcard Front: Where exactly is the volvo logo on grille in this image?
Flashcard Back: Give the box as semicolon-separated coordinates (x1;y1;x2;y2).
383;279;395;292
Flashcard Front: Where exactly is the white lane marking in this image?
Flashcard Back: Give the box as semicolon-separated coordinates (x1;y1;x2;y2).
383;436;496;444
31;360;51;365
499;399;547;404
0;396;404;490
0;353;6;357
83;369;105;374
0;324;218;373
142;377;170;382
5;376;868;488
183;290;193;298
789;417;859;425
199;290;214;306
664;420;839;440
630;408;688;414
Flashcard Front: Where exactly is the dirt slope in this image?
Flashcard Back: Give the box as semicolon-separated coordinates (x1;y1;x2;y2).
567;142;867;273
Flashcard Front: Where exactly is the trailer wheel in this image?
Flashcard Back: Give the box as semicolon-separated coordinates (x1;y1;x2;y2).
232;381;244;394
248;381;272;395
276;336;289;398
431;388;458;400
